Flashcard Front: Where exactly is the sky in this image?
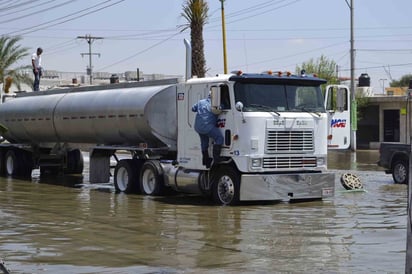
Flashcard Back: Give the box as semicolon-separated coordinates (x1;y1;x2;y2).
1;0;411;92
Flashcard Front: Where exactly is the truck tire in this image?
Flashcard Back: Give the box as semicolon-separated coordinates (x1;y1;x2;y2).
114;159;138;193
65;149;84;174
5;150;17;176
0;150;6;176
392;160;408;184
5;149;32;177
140;160;164;196
212;166;240;205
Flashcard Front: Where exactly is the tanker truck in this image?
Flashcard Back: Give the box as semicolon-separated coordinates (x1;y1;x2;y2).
0;70;335;205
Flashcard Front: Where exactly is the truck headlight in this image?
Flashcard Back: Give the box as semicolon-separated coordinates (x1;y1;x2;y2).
251;158;262;168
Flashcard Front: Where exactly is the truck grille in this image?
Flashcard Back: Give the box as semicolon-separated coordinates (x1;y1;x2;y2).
263;156;317;168
265;130;314;153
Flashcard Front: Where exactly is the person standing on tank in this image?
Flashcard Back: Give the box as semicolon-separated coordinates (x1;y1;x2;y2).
192;92;224;168
31;47;43;91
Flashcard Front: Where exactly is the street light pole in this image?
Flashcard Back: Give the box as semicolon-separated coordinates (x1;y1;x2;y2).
220;0;228;74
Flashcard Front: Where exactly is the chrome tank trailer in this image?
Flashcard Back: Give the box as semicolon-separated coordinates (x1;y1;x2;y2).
0;83;178;149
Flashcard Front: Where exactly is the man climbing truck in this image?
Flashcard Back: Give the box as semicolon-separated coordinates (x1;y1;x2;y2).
0;70;335;205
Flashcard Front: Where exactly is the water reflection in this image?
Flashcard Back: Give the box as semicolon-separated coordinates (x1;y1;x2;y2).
0;150;407;273
327;149;382;171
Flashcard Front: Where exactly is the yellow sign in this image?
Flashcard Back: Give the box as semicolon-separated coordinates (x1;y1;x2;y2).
401;108;407;115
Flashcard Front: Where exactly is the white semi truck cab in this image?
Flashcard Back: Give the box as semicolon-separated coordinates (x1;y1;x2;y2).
0;71;335;205
174;71;334;204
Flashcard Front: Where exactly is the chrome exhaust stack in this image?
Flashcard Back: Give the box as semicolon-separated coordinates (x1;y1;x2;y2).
184;39;192;81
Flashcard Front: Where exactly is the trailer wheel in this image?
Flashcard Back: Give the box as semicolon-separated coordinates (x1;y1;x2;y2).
140;160;164;196
114;159;138;193
392;160;408;184
212;166;240;206
5;150;18;176
4;150;32;177
65;149;84;174
0;150;6;176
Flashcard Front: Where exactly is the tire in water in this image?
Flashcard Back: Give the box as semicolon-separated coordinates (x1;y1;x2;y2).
114;159;139;193
392;160;408;184
140;160;164;196
212;166;240;205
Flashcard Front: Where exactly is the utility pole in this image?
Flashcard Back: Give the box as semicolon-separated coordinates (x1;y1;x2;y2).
77;34;103;85
407;80;412;274
345;0;357;151
220;0;228;74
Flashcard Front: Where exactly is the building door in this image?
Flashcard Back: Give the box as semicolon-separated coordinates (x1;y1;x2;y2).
383;109;400;142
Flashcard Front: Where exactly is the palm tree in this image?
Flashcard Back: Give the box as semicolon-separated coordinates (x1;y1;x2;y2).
181;0;208;78
0;36;33;92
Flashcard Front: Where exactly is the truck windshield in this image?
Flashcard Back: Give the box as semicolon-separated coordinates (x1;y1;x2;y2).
234;82;325;113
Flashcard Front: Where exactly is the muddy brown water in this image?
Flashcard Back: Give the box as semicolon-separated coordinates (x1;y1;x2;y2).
0;150;407;273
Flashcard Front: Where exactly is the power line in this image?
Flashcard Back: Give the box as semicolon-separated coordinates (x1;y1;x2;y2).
338;62;412;72
357;49;412;52
0;0;45;13
97;32;180;72
0;0;56;17
4;0;125;36
207;0;302;28
0;0;78;25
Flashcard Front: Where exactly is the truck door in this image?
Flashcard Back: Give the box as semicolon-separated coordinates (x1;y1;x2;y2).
324;85;351;149
177;83;233;170
176;83;206;169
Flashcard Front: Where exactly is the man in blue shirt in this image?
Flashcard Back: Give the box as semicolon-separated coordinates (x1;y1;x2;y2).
192;93;223;168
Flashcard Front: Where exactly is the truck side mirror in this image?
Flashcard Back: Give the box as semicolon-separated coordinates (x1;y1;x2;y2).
235;101;244;112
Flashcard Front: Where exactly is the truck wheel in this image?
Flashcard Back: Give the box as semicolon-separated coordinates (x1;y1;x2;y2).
140;160;164;196
20;151;33;177
4;150;32;177
5;150;17;176
212;166;240;205
392;160;408;184
114;159;138;193
65;149;84;174
0;150;5;176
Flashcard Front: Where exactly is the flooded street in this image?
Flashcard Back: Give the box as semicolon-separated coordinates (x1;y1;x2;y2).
0;150;407;273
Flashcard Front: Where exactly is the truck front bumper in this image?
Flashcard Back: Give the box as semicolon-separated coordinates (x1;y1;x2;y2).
239;173;335;202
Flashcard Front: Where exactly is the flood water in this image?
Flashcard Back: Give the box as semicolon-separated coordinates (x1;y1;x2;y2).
0;150;407;273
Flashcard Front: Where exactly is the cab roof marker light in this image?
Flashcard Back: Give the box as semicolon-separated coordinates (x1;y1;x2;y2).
261;70;273;75
230;70;243;76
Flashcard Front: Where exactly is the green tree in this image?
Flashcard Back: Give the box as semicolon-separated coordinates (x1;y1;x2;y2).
390;74;412;87
180;0;208;78
0;36;32;92
296;55;338;84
